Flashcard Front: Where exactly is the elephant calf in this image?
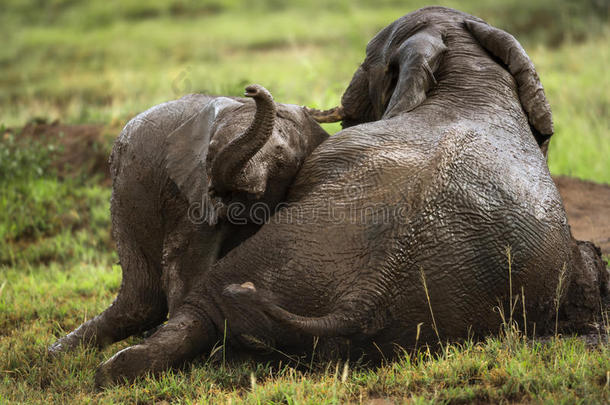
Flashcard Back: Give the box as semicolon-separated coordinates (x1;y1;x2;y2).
49;85;328;352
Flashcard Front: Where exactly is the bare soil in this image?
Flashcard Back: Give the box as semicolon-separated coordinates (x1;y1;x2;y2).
554;176;610;255
12;123;610;255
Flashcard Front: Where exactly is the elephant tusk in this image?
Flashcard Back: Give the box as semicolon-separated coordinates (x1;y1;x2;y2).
305;105;345;123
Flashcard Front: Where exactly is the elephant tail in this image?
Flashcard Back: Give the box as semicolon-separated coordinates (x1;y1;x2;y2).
222;282;380;337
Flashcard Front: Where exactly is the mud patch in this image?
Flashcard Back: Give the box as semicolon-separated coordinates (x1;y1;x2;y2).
554;176;610;255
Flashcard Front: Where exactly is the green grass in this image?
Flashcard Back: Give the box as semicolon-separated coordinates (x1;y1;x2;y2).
0;131;113;266
0;0;609;403
1;269;609;404
536;34;610;183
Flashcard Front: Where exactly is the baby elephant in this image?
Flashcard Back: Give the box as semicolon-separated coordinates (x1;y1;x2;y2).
49;84;329;352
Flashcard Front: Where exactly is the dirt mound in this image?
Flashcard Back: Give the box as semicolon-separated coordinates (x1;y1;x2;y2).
9;123;610;255
16;121;114;183
554;176;610;255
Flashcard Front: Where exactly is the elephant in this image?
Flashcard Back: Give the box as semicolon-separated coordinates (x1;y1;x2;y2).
49;84;329;352
61;7;608;387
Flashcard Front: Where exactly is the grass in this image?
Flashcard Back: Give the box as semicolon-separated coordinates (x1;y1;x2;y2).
1;268;608;404
1;243;609;403
0;0;609;403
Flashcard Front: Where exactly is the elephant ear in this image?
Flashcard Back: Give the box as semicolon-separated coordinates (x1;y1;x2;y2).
465;19;554;140
340;65;374;128
381;25;447;119
165;97;240;222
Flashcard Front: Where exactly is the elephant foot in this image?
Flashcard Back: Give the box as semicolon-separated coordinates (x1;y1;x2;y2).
561;240;610;332
49;317;114;354
50;295;168;355
94;344;159;388
94;311;215;388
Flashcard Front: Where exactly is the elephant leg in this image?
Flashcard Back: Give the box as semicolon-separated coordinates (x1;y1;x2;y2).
49;225;168;352
161;209;229;315
50;180;169;353
561;240;609;332
94;305;217;388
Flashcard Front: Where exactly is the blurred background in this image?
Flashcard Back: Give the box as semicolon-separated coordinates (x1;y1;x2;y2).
0;2;608;401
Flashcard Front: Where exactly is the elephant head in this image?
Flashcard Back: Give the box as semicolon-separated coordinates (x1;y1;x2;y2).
165;84;329;224
209;84;277;198
311;7;554;154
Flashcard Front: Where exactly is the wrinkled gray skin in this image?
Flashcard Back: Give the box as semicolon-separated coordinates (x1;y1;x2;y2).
60;7;608;387
49;84;328;353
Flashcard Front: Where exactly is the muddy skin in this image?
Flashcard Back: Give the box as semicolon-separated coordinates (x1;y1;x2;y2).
48;85;328;354
61;7;610;386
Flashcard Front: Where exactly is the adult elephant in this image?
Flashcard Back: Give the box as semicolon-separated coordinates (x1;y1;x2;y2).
94;7;608;385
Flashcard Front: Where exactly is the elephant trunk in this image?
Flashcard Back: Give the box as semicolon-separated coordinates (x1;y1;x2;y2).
306;105;345;123
211;84;276;194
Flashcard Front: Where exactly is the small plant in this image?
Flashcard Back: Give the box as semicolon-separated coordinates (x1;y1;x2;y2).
494;246;529;352
554;263;568;337
419;267;443;350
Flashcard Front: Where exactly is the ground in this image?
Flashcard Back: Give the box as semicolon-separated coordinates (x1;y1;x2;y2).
1;0;609;403
555;176;610;255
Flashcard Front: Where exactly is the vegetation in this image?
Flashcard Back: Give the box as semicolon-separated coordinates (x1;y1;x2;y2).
0;0;608;403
